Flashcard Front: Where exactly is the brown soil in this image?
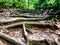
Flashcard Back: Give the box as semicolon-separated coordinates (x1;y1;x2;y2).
0;38;13;45
6;26;26;44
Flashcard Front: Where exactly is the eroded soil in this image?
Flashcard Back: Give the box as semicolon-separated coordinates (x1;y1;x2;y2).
7;26;26;44
0;38;13;45
0;8;60;45
26;25;60;45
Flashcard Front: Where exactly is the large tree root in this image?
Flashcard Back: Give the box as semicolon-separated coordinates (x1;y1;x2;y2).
23;23;58;45
1;22;57;33
0;18;48;23
2;22;23;28
22;22;58;35
1;22;23;33
2;22;57;29
0;22;59;45
1;27;8;32
0;32;26;45
4;10;50;18
24;22;57;29
23;23;60;45
8;13;50;18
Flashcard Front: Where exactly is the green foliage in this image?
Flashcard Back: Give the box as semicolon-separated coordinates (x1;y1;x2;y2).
47;0;57;8
0;0;3;3
35;0;58;9
0;0;60;11
27;40;33;45
27;0;39;9
25;24;30;29
0;7;3;11
0;0;39;9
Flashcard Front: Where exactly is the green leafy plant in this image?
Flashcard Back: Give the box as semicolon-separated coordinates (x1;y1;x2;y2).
0;0;60;11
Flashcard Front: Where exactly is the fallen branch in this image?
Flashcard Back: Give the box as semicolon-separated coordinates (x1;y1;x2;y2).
0;32;26;45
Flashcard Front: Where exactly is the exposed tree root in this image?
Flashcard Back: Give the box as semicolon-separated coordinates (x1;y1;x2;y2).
2;22;23;28
2;22;57;29
0;32;26;45
1;22;57;36
4;10;50;18
0;21;59;45
8;13;50;18
1;27;9;33
0;18;48;23
23;24;59;45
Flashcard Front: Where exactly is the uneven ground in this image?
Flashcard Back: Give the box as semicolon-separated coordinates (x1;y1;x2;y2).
0;8;60;45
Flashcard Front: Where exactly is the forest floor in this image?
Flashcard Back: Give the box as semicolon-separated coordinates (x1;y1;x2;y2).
0;8;60;45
